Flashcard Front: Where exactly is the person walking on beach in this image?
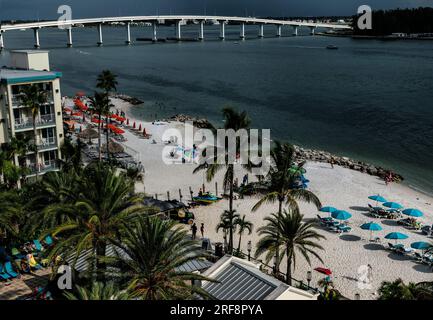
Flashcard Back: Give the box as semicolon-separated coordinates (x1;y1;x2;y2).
330;157;335;169
191;223;198;240
200;223;205;238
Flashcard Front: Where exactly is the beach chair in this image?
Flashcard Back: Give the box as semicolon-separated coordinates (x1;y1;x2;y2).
4;261;19;278
413;252;424;262
33;240;44;252
0;268;11;281
27;254;43;270
337;224;352;233
44;236;54;246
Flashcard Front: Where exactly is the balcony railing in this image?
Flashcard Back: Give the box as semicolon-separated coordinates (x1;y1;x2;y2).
28;138;57;152
27;160;58;175
14;114;56;131
11;94;54;108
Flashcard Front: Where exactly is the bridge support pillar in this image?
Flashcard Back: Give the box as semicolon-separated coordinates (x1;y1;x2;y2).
219;21;225;40
258;24;264;38
125;22;131;44
309;26;316;35
0;32;4;51
199;21;204;40
152;22;158;42
240;23;245;39
97;23;103;46
276;25;282;37
175;21;182;40
66;27;73;47
292;26;298;36
33;28;40;48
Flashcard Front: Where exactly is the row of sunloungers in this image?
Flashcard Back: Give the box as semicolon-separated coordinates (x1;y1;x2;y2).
387;243;433;266
317;215;352;233
0;236;54;285
368;204;402;219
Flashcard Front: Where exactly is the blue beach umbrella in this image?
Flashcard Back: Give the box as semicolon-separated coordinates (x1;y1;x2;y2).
385;232;408;244
402;209;424;218
383;202;403;210
320;206;337;216
368;195;387;203
410;242;432;250
361;222;383;240
331;210;352;221
361;222;383;231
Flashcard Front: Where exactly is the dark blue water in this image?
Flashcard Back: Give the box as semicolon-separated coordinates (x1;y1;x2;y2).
1;25;433;193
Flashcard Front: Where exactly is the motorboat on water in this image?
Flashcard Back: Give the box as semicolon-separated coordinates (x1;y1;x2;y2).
326;45;339;50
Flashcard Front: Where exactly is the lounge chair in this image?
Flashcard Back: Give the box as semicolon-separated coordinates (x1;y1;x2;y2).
33;240;44;252
4;261;19;278
0;269;11;281
27;254;42;270
44;236;54;246
336;224;352;233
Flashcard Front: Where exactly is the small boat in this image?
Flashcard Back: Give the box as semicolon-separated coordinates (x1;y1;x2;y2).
326;45;339;50
192;193;222;205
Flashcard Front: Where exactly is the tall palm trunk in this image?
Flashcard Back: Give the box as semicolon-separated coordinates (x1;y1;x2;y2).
228;165;234;253
32;113;39;178
98;113;102;162
105;116;110;161
96;241;106;282
273;196;284;273
237;233;242;252
286;248;293;285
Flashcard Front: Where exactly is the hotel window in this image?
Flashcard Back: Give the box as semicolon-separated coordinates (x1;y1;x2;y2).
43;150;56;166
41;128;55;144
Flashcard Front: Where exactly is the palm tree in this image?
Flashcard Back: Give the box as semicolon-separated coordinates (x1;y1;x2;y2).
194;107;251;253
317;279;342;300
59;138;84;172
108;216;214;300
97;70;118;94
0;190;24;242
253;141;322;215
64;282;131;300
216;209;239;254
96;70;118;161
252;141;322;273
234;214;253;252
255;208;325;285
19;84;48;178
378;279;433;300
89;92;111;162
46;163;150;281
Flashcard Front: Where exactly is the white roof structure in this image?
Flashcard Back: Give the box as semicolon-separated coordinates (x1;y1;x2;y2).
201;255;318;300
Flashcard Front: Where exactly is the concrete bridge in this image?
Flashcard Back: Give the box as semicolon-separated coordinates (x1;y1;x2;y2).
0;15;352;49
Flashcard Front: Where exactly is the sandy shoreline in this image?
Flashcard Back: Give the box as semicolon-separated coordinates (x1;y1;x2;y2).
66;96;433;300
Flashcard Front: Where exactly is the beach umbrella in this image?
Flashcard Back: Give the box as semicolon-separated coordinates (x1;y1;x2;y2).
143;128;147;136
360;222;383;240
402;208;424;218
133;122;136;129
78;127;99;142
385;232;408;244
126;118;130;126
319;206;337;217
411;242;432;251
314;267;332;276
138;123;142;131
102;141;124;154
331;210;352;221
368;195;387;203
383;202;403;209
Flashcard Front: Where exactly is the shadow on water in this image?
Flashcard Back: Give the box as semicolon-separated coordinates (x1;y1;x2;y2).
413;264;432;274
364;243;384;251
339;235;361;242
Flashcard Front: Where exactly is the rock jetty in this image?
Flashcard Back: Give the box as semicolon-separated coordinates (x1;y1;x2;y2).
293;145;404;182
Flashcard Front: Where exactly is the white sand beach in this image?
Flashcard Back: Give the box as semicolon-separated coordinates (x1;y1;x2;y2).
68;96;433;300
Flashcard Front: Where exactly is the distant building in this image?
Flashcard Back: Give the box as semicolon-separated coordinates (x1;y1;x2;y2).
200;255;319;300
0;50;64;179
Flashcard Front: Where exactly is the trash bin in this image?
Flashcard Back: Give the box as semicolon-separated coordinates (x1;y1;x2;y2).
214;242;223;257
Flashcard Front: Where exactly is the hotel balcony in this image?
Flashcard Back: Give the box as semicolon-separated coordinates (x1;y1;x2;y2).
11;94;54;108
14;114;56;132
27;138;58;153
26;160;58;176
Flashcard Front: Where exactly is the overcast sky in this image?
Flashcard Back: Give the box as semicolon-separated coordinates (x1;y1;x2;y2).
1;0;432;20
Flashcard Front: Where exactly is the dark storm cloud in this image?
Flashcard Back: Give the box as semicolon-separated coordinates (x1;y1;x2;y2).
0;0;432;20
